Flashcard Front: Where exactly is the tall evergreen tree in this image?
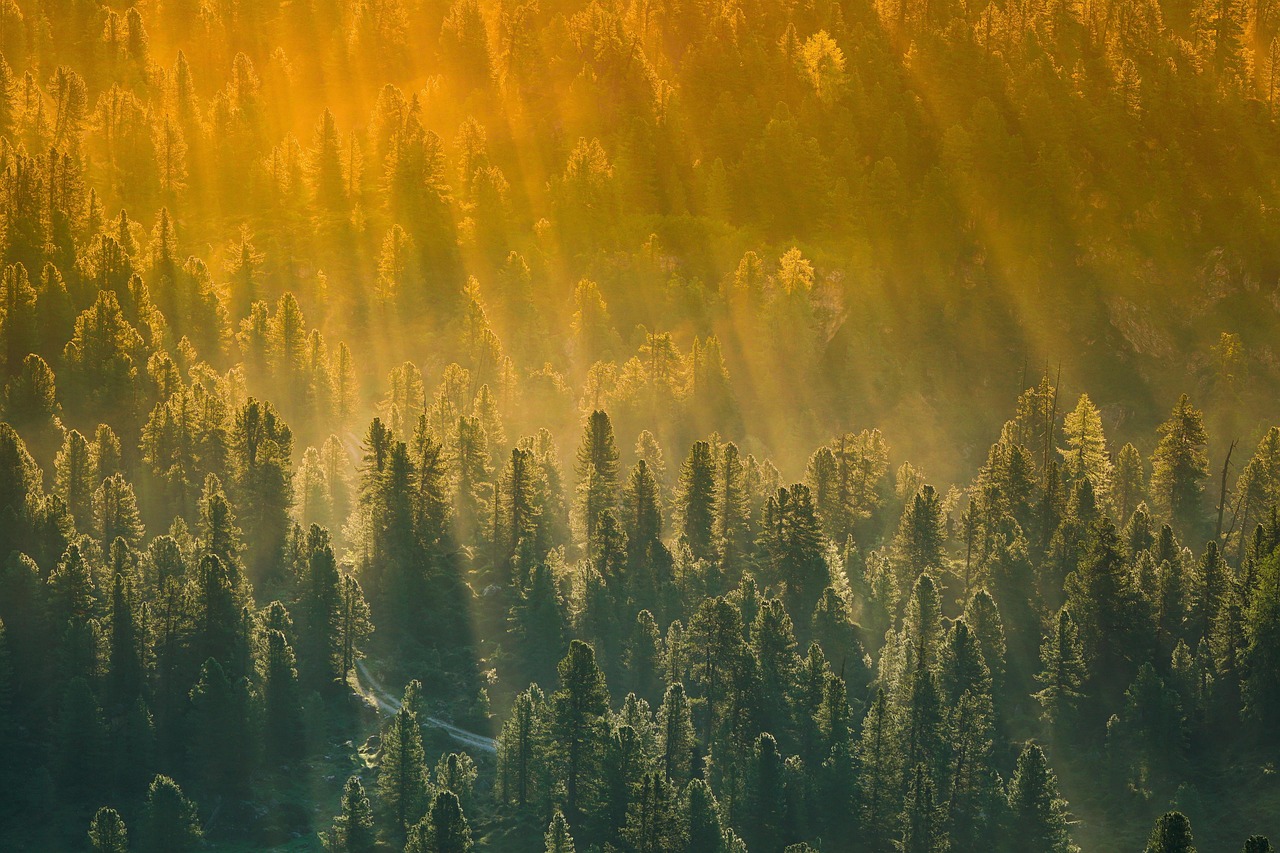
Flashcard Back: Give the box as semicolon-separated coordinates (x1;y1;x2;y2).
545;809;577;853
549;640;611;825
406;790;472;853
1034;609;1088;734
230;397;294;579
323;776;376;853
140;775;202;853
1145;811;1196;853
1149;395;1210;539
1006;743;1076;853
262;627;304;763
378;699;430;835
679;441;718;562
575;410;621;553
88;807;129;853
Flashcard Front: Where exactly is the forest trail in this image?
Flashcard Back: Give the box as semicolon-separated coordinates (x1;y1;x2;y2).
354;660;498;755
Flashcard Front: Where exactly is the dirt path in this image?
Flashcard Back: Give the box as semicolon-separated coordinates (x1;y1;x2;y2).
354;660;497;755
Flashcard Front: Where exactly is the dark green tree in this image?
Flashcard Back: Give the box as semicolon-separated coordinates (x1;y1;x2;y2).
657;682;696;786
1149;396;1209;539
575;410;621;553
1145;811;1196;853
140;775;202;853
549;640;611;825
679;440;718;562
406;790;472;853
323;776;376;853
1006;743;1076;853
263;627;304;763
377;702;430;836
88;807;129;853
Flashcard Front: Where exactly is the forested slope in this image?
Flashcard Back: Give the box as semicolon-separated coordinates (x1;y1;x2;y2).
4;0;1280;850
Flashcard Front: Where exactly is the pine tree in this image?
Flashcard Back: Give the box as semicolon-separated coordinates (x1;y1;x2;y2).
857;687;901;846
55;429;95;531
576;410;621;553
743;733;786;853
434;752;478;810
623;771;680;853
263;627;304;763
453;415;492;545
192;554;250;678
230;397;294;580
88;806;129;853
811;586;869;692
657;682;696;786
681;778;724;853
752;597;802;739
140;775;202;853
323;775;376;853
500;446;541;574
106;568;144;711
496;685;543;808
716;442;752;578
545;809;577;853
1007;743;1076;853
1150;395;1209;539
93;473;145;548
338;574;373;679
378;703;430;835
406;790;472;853
759;484;828;614
679;440;718;562
549;640;611;825
900;762;943;853
1034;609;1087;733
300;531;343;687
187;658;253;798
1114;443;1147;523
1145;811;1196;853
1064;518;1148;696
891;484;946;590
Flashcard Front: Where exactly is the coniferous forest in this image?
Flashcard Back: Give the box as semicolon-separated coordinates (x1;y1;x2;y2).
6;0;1280;851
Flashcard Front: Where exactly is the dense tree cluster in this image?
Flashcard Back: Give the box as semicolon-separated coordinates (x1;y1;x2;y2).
2;0;1280;849
4;294;1280;851
0;0;1275;484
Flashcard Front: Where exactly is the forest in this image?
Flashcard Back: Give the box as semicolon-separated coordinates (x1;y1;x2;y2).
4;0;1280;849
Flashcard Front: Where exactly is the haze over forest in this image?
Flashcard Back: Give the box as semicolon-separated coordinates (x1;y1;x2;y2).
3;0;1280;850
